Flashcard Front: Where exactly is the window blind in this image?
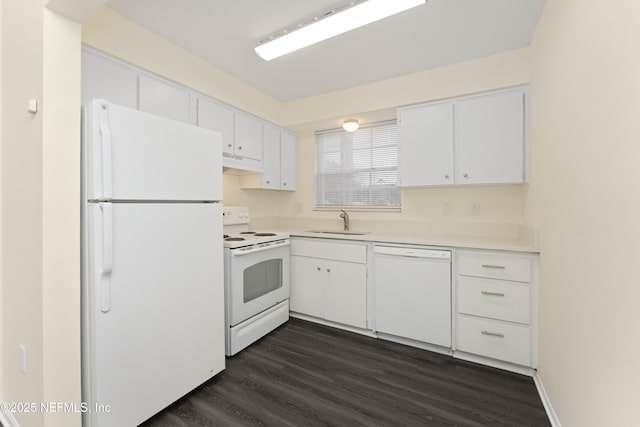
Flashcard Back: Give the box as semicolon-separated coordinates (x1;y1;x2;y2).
316;122;400;208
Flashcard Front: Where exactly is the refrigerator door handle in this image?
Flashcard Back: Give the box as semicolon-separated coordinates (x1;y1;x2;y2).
99;117;112;199
100;203;113;313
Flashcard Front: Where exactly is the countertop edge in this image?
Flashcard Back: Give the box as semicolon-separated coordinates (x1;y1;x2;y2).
285;231;540;254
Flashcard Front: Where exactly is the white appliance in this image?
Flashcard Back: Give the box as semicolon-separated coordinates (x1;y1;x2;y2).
223;207;290;356
374;245;452;348
81;99;226;426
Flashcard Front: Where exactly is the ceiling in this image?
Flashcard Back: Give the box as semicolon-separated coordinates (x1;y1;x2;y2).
105;0;546;102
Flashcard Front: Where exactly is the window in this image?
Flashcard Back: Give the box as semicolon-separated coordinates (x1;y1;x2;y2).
316;122;400;209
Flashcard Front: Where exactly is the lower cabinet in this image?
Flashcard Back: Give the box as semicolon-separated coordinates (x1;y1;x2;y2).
290;238;367;329
455;250;538;368
288;237;539;373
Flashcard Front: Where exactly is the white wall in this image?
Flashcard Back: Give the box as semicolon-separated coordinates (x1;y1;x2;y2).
2;1;46;424
0;0;4;403
1;1;82;426
41;8;82;427
278;48;532;129
526;0;640;425
272;129;525;235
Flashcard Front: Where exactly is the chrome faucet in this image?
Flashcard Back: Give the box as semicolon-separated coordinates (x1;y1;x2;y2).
339;210;350;231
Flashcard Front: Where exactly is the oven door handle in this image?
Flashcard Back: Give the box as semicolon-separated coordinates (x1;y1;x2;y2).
230;241;290;257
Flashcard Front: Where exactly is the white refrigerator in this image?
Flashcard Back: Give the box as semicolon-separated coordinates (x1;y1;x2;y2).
81;99;225;426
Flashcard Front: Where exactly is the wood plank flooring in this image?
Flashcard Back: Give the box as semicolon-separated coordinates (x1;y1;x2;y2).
142;318;550;426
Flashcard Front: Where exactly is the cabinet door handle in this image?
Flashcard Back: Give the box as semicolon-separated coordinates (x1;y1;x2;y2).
266;180;270;184
481;264;506;270
463;173;469;178
481;330;505;338
444;174;450;179
326;268;331;273
316;267;321;271
237;145;242;150
283;182;287;186
227;143;232;148
481;291;505;297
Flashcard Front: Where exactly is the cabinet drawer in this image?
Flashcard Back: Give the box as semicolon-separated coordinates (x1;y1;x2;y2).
291;238;366;264
458;276;530;324
458;251;532;282
457;315;531;366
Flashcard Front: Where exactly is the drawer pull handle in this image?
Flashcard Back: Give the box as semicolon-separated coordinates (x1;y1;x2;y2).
481;330;505;338
481;291;505;297
481;264;506;270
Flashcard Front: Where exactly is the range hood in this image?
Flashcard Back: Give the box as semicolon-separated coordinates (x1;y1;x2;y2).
222;155;263;175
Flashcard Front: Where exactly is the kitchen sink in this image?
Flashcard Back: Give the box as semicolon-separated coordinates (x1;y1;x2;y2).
306;230;370;235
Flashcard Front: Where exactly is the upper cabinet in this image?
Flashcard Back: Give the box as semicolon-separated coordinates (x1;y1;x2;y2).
280;131;297;191
139;75;192;123
261;124;281;190
196;97;263;170
398;103;454;186
241;125;297;191
196;97;235;156
455;90;525;184
82;50;139;109
233;113;263;162
398;87;527;187
82;49;298;178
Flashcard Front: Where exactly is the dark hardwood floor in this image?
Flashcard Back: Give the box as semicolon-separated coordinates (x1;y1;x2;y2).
142;318;550;426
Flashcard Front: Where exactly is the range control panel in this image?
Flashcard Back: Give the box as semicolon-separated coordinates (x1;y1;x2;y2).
222;206;250;225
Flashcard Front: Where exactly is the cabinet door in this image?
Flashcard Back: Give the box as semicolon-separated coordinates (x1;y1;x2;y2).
139;75;191;123
234;113;263;161
398;103;454;186
261;125;281;189
324;260;367;329
82;50;139;109
280;131;297;191
290;256;324;318
197;97;235;157
455;90;524;184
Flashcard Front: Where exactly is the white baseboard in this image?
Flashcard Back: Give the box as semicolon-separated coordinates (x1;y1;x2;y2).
533;373;561;427
0;407;20;427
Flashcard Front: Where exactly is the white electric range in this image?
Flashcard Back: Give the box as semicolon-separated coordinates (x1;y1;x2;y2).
222;207;290;356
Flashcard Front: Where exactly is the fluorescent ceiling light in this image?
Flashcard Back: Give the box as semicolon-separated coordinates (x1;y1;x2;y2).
255;0;427;61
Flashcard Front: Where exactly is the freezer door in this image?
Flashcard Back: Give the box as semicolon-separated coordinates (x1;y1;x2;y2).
83;203;225;426
84;99;222;201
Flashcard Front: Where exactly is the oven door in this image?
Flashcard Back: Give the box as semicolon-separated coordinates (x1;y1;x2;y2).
228;240;290;326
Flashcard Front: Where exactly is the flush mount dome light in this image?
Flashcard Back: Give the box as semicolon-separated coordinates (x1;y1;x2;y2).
255;0;427;61
342;119;359;132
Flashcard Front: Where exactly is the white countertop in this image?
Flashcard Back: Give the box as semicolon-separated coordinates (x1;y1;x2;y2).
283;229;539;253
248;216;540;253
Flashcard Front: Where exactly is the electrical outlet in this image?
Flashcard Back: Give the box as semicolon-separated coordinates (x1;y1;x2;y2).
442;202;452;216
19;345;26;373
471;201;480;216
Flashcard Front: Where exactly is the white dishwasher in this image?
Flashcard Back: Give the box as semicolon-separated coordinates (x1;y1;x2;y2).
374;245;452;348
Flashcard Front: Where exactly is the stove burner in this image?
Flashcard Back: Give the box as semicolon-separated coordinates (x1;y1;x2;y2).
240;231;256;234
225;237;245;241
254;232;276;237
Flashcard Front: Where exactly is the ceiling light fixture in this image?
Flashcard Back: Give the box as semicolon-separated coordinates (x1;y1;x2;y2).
255;0;427;61
342;119;360;132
